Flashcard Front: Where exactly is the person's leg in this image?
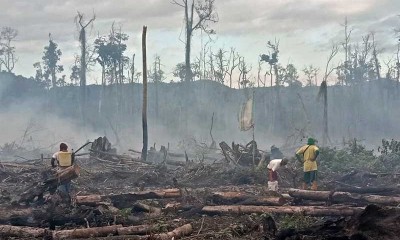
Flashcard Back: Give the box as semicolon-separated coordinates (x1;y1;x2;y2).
311;171;318;190
268;170;278;191
303;171;310;190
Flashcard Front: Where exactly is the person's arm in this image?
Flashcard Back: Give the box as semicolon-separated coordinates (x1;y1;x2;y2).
315;148;320;158
51;153;57;168
51;157;57;168
71;153;75;165
295;147;305;163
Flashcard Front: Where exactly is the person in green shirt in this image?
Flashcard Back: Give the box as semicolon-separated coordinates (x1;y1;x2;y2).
296;138;320;190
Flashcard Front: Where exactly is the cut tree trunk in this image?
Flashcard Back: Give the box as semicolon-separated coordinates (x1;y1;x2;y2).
335;187;398;195
76;189;181;208
148;223;193;240
0;225;47;238
362;195;400;205
202;205;363;216
210;192;286;206
19;165;80;203
288;189;332;201
117;224;165;235
132;203;162;217
289;189;400;206
75;195;104;206
0;208;33;223
52;224;122;239
109;189;181;208
74;224;193;240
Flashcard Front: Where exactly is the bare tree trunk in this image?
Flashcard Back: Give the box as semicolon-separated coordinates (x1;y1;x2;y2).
184;2;194;82
80;27;87;123
76;12;95;124
141;26;148;161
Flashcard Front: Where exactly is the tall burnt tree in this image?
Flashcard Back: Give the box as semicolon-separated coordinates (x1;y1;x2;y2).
172;0;218;82
319;44;338;146
141;26;148;161
75;11;96;123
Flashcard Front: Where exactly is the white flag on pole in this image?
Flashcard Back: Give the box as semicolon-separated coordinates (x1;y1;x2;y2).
239;97;254;131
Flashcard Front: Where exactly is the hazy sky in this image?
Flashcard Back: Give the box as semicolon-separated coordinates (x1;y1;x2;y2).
1;0;400;85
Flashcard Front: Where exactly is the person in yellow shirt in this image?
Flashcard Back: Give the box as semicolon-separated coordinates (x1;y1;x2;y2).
296;138;320;190
51;143;74;203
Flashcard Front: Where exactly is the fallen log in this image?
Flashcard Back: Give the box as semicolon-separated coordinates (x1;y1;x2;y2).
149;223;193;240
288;189;332;201
109;189;181;208
0;207;33;224
52;224;122;239
76;189;181;208
210;192;286;206
19;165;80;203
0;224;47;238
288;189;400;205
75;195;104;206
202;205;363;216
70;224;193;240
362;195;400;205
132;202;162;215
117;224;165;235
335;187;398;195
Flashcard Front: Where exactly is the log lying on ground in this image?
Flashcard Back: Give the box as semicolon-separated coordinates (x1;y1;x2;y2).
289;189;400;205
335;187;398;195
210;192;286;206
77;189;182;208
117;224;165;235
202;205;363;216
79;224;193;240
0;207;34;224
362;195;400;205
0;224;47;238
149;223;192;240
288;189;332;201
132;202;162;216
110;189;181;208
75;195;104;206
52;224;122;239
19;165;80;203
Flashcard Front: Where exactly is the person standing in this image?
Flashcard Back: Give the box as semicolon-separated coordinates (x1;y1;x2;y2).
51;143;74;202
296;138;320;190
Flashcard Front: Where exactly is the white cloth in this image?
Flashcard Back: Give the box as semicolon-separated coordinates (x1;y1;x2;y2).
267;159;283;172
267;181;278;191
239;98;253;131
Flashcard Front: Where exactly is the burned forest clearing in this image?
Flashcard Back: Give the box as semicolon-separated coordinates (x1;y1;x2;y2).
1;136;400;239
2;0;400;239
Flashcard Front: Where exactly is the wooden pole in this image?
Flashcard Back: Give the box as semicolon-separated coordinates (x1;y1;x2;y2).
141;26;148;161
252;90;256;168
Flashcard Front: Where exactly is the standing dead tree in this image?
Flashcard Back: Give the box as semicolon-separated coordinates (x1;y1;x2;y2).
302;65;319;87
341;17;352;86
213;48;228;84
319;44;339;146
75;11;96;123
226;48;240;88
141;26;148;161
172;0;218;82
0;27;18;73
238;57;252;88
